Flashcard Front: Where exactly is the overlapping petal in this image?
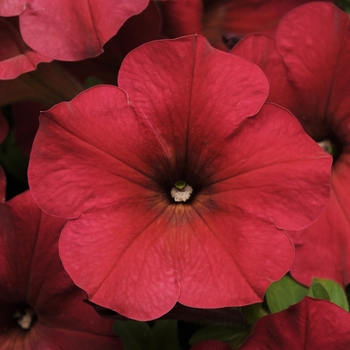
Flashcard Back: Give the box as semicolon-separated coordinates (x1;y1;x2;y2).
9;0;149;61
28;35;331;320
0;17;52;80
62;0;162;85
232;2;350;286
202;0;330;50
160;0;331;50
240;297;350;349
160;0;203;38
0;0;26;17
0;191;121;349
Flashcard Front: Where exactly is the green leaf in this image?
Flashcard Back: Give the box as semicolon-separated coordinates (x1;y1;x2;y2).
241;303;268;325
84;76;104;89
113;320;181;350
189;324;251;347
265;274;308;313
0;129;28;185
308;282;330;300
335;0;350;13
308;278;349;311
113;320;152;350
151;320;180;350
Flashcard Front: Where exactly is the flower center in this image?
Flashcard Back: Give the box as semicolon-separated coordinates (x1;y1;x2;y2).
318;140;334;155
171;180;193;202
13;305;37;330
318;138;341;162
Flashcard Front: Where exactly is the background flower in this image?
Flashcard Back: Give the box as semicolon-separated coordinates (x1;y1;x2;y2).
0;190;122;349
159;0;332;50
240;297;350;349
232;2;350;286
0;17;52;80
0;0;149;61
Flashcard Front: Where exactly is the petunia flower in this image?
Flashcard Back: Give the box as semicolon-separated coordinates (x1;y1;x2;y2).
0;0;149;61
0;190;122;349
240;297;350;349
232;2;350;286
159;0;332;50
28;35;331;321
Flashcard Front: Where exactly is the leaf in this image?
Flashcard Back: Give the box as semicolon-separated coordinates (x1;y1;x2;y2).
308;282;330;300
0;129;28;185
265;274;308;313
151;320;180;350
113;319;181;350
113;320;152;350
241;303;268;325
308;278;349;311
189;325;251;347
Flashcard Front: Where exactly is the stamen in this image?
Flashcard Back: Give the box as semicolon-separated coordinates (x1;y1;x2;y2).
171;182;193;202
318;140;333;154
15;308;35;330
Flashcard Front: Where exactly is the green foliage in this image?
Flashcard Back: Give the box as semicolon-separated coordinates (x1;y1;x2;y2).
189;324;251;349
241;303;268;325
113;319;180;350
308;278;349;311
335;0;350;13
265;274;308;313
0;129;28;185
84;76;104;89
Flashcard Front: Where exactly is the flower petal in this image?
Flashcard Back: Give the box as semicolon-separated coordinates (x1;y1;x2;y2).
240;297;350;349
0;0;26;16
0;18;52;79
290;158;350;286
29;85;169;219
19;0;149;61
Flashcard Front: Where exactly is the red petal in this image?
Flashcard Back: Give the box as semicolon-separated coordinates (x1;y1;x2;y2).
290;158;350;286
241;297;350;349
0;18;52;79
0;0;26;16
19;0;149;61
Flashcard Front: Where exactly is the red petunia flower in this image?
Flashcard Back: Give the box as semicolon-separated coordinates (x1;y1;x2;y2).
232;2;350;286
0;190;122;349
160;0;332;50
240;297;350;349
0;0;149;61
28;35;331;320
